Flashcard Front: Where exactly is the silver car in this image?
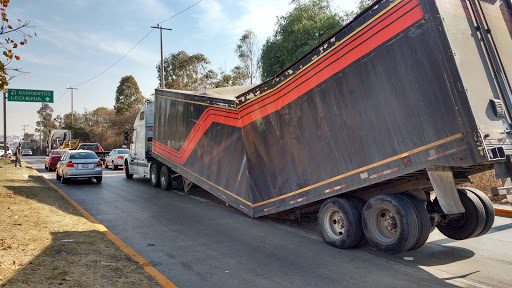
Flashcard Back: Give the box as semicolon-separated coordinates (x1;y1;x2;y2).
104;148;130;170
56;150;103;184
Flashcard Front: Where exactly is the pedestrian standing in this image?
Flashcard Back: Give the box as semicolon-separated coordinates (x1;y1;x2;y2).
15;142;22;167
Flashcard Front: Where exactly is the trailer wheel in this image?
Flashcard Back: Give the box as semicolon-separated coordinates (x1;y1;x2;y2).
362;194;418;254
318;197;363;249
400;194;431;251
436;188;485;240
346;196;367;248
463;188;495;237
160;166;173;191
124;160;133;179
150;164;161;187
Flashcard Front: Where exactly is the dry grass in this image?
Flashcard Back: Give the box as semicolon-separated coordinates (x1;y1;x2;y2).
458;170;509;203
0;159;160;287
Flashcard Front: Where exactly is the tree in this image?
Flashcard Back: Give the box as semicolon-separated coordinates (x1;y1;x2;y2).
260;0;342;81
356;0;375;12
114;75;145;115
35;103;54;144
235;29;259;85
0;0;36;90
156;50;215;91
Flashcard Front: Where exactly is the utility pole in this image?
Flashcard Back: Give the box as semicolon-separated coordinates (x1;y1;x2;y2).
66;87;78;123
3;91;6;155
151;24;172;89
22;124;28;142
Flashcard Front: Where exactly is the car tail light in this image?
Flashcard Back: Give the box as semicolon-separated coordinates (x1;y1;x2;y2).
97;160;103;167
66;161;74;168
117;156;124;160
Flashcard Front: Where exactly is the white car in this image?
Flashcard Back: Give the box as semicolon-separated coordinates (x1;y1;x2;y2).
104;148;130;170
0;145;12;157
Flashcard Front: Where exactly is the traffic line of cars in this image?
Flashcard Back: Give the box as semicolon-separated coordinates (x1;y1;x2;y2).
45;148;129;184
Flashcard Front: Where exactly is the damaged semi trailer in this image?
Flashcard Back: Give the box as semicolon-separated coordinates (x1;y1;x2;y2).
125;0;512;254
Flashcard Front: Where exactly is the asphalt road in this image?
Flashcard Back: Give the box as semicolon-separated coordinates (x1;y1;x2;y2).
24;156;512;287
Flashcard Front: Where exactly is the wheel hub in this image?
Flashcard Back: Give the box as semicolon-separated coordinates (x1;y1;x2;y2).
326;209;345;238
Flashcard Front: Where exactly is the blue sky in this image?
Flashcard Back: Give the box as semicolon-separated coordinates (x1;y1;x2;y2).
1;0;358;136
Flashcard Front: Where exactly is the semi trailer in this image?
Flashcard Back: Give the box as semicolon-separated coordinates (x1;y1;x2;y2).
125;0;512;254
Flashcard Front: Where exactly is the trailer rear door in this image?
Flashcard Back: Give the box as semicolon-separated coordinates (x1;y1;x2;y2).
437;0;512;159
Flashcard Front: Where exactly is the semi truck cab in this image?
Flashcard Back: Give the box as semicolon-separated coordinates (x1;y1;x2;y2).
125;101;154;178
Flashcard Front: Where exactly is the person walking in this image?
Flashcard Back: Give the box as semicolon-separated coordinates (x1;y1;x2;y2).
15;142;22;167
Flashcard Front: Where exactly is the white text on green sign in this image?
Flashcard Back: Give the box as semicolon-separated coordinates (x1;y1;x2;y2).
7;89;54;103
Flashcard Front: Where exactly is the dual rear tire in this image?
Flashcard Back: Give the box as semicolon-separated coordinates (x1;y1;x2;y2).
318;188;494;254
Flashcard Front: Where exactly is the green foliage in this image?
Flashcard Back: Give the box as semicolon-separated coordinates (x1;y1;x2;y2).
114;75;145;115
260;0;341;81
0;0;36;91
357;0;376;12
35;103;55;142
157;51;217;91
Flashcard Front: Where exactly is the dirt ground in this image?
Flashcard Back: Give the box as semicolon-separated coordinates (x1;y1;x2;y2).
0;158;160;287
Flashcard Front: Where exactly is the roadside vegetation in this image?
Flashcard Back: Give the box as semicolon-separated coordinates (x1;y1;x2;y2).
0;159;160;287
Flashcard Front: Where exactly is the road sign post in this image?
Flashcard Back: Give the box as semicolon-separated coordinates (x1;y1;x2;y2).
7;89;54;103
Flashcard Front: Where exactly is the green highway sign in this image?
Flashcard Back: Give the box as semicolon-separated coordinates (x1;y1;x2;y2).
7;88;54;103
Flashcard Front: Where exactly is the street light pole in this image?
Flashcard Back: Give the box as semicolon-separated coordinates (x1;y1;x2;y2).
66;87;77;123
151;24;172;89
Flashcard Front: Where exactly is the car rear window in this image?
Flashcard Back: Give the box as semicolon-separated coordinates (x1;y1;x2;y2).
79;144;97;150
117;149;130;154
52;151;65;155
70;152;98;159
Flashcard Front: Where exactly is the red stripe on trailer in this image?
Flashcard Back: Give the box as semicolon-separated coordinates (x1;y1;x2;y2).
428;146;467;160
264;207;275;212
324;184;347;193
240;205;249;212
290;197;307;205
367;167;399;179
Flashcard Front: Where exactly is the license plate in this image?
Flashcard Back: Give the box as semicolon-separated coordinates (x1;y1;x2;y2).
81;164;92;169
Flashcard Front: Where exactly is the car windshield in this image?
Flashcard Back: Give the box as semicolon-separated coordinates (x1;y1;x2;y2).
23;149;31;152
70;152;98;160
117;149;130;154
52;150;65;155
79;145;96;150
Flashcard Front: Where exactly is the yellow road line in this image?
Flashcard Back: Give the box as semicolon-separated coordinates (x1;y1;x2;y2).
31;165;178;288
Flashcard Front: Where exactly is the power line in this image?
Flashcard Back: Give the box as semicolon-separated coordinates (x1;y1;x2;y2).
71;0;204;88
157;0;203;25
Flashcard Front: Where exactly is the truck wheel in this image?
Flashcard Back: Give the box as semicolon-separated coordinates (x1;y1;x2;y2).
436;188;485;240
346;196;367;248
463;187;495;237
362;194;418;254
125;160;133;179
150;164;161;187
160;166;173;191
400;194;431;251
318;197;363;249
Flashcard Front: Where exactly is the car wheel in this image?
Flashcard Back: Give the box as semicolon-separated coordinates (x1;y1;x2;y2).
56;170;61;180
113;163;118;170
125;160;133;179
45;163;48;170
61;174;69;184
96;176;102;183
104;161;109;169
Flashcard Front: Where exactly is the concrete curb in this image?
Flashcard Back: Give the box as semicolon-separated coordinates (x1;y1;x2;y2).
26;162;178;288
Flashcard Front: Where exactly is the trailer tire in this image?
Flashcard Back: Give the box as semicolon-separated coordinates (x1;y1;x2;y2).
160;166;173;191
464;187;495;237
318;197;363;249
346;196;367;248
436;188;485;240
124;160;133;179
150;164;161;187
400;194;431;251
362;194;418;254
